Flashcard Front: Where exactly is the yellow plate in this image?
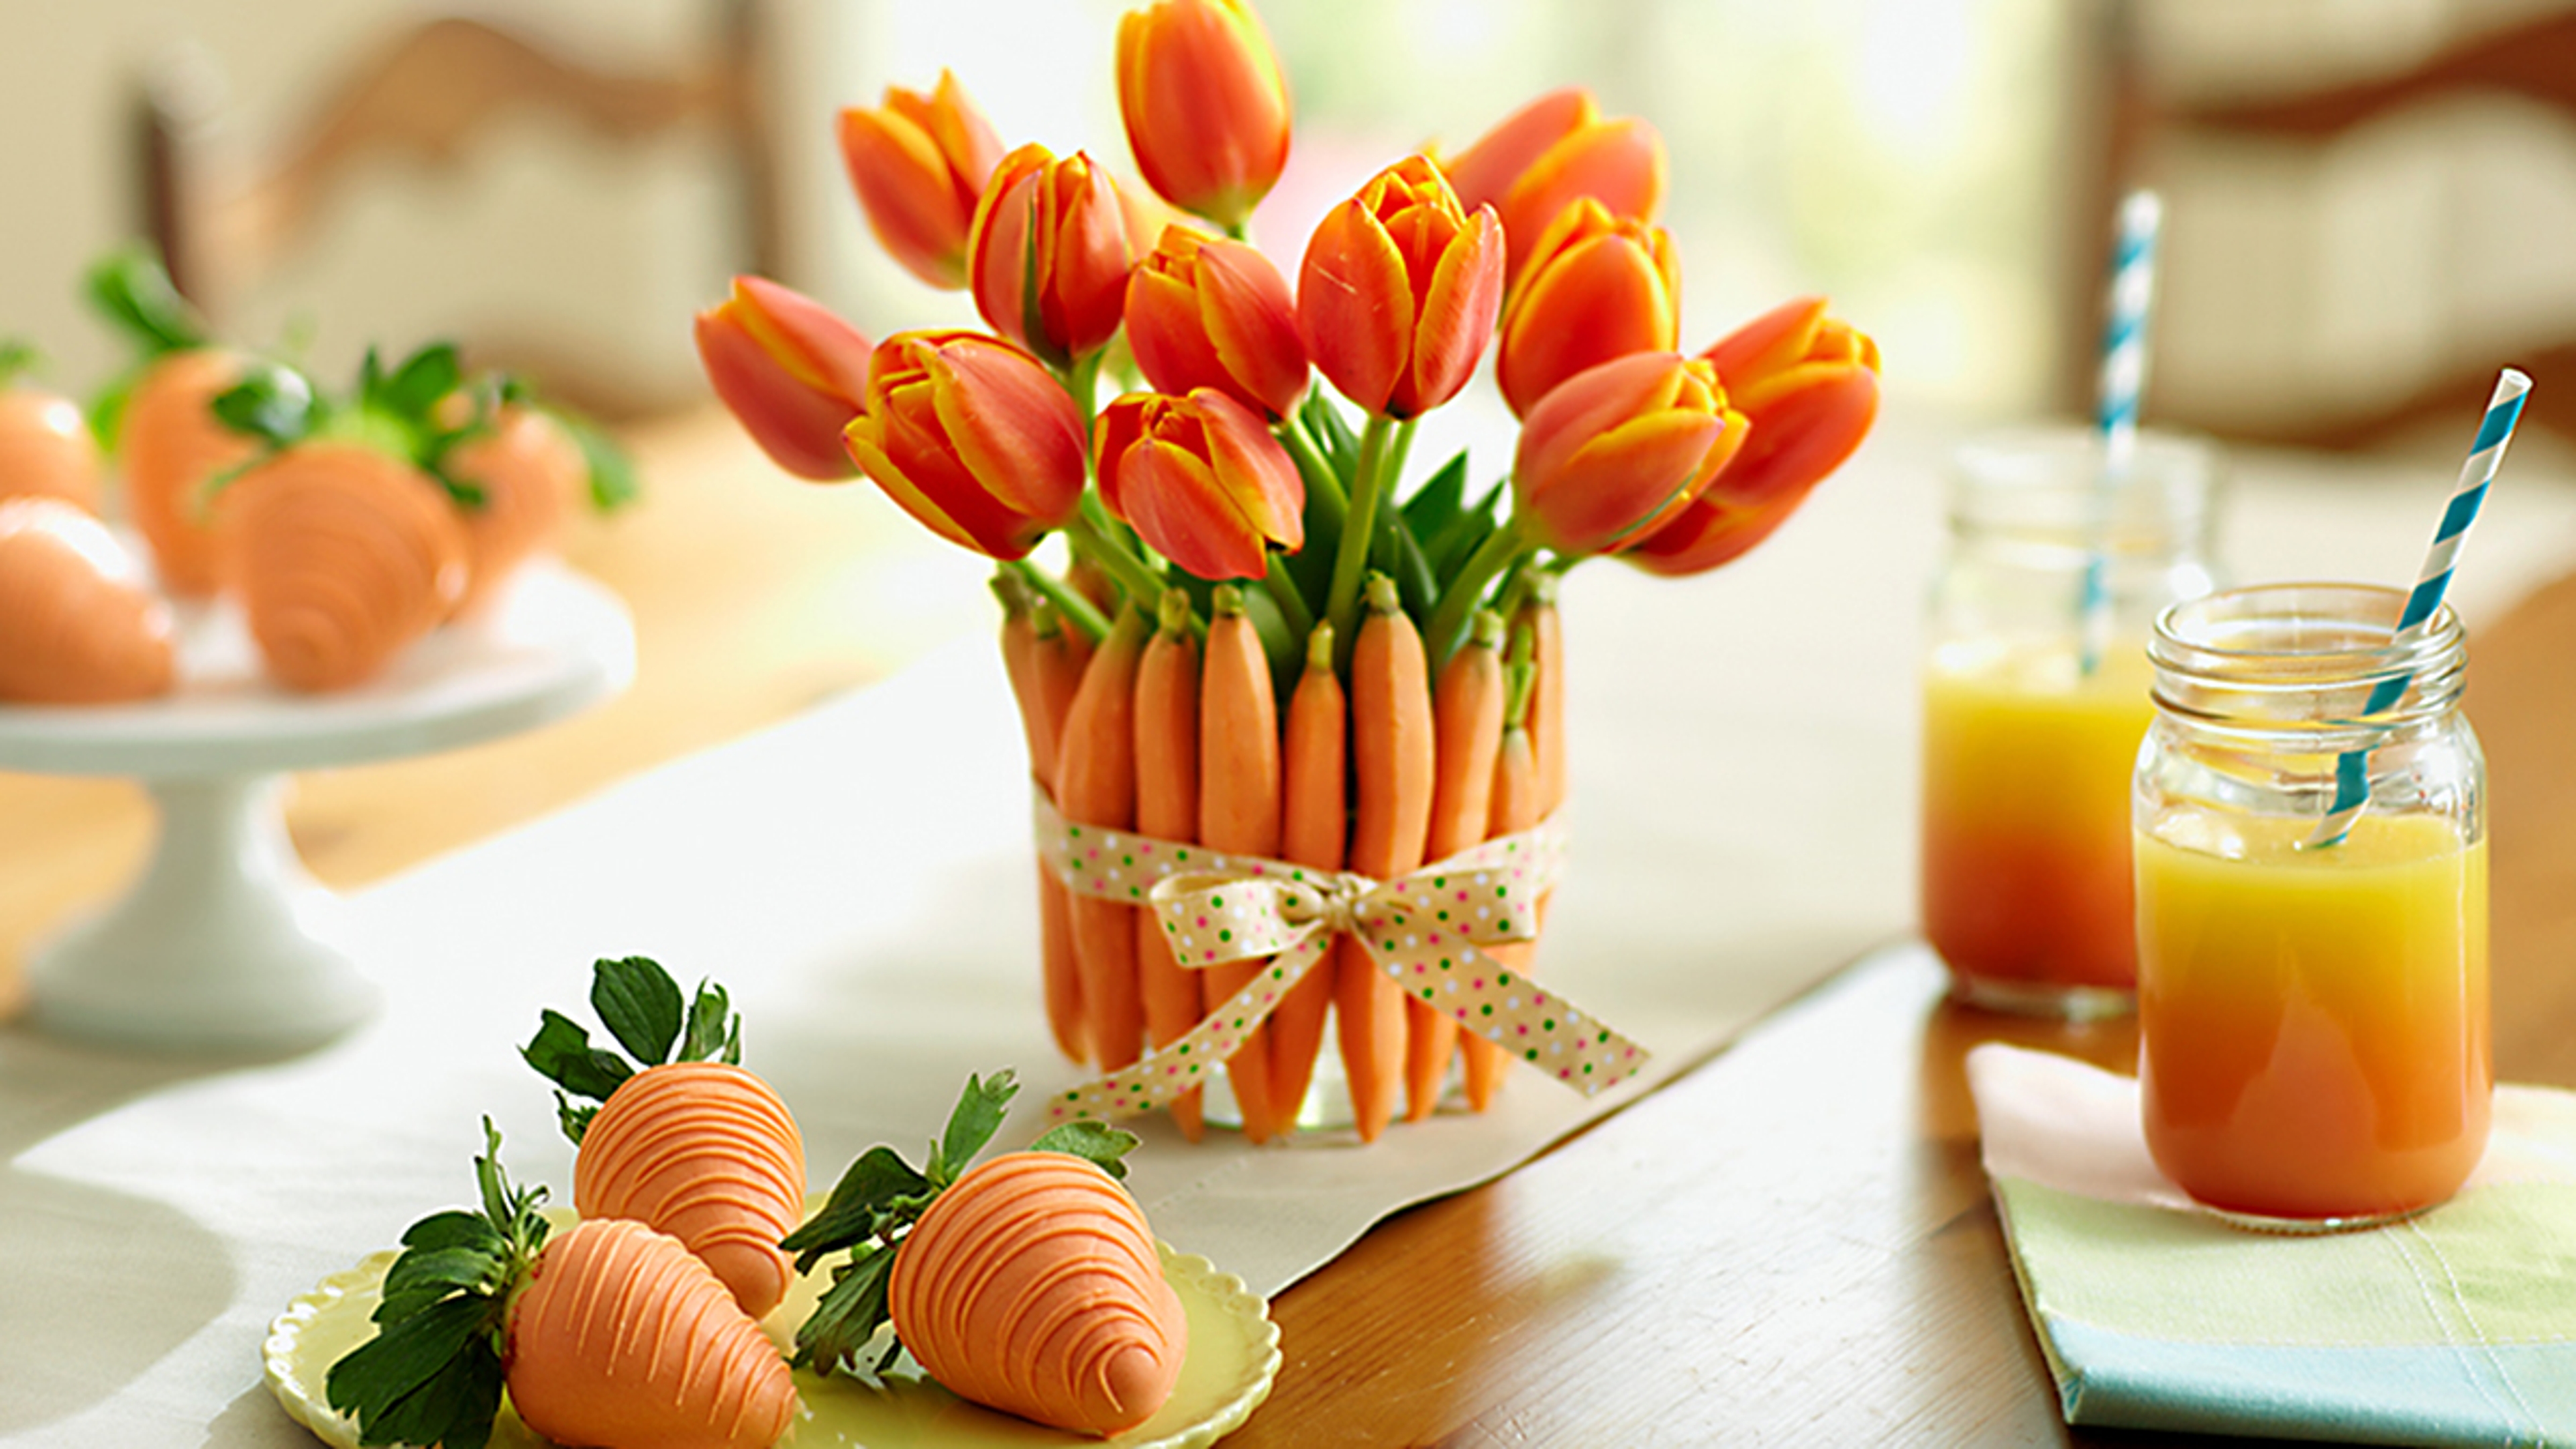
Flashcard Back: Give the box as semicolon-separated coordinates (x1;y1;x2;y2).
264;1220;1280;1449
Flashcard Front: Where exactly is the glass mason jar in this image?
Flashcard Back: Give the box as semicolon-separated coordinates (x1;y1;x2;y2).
1921;426;2219;1018
2135;584;2489;1227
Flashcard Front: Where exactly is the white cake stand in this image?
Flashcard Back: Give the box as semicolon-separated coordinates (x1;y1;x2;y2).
0;561;635;1053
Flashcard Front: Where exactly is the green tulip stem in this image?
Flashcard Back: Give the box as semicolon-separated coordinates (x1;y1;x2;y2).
1063;508;1167;613
1262;551;1316;641
1424;513;1531;671
1276;413;1346;513
1007;559;1110;644
1324;414;1395;663
1061;349;1105;419
1383;418;1419;502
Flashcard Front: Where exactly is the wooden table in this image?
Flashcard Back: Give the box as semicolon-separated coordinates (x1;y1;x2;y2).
5;409;2571;1446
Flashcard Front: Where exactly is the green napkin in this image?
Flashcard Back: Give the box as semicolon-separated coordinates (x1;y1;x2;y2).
1968;1044;2576;1445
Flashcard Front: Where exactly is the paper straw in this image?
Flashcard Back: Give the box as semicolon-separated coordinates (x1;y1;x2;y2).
2078;191;2163;676
2306;367;2530;848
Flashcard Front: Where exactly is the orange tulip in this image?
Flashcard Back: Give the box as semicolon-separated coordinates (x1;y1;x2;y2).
843;331;1087;561
839;70;1006;290
1116;0;1291;231
694;276;874;482
1625;297;1881;577
1124;227;1307;421
967;145;1136;370
1513;352;1746;557
1495;198;1679;419
1439;87;1666;280
1093;388;1303;580
1297;156;1505;420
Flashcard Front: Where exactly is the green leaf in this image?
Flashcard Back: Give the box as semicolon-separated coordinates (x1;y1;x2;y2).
1027;1120;1140;1179
1384;510;1440;621
590;956;684;1067
86;363;142;452
382;342;464;419
1423;480;1507;583
781;1145;933;1271
1399;449;1471;537
554;1093;600;1144
792;1246;898;1375
1303;390;1358;476
83;246;206;356
376;1245;507;1322
555;409;641;513
933;1070;1019;1185
209;364;317;451
0;339;38;386
520;1010;634;1123
398;1210;501;1254
325;1292;501;1441
679;979;739;1064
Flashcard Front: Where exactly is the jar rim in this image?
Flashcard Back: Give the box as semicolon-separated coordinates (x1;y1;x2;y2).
2148;582;2464;727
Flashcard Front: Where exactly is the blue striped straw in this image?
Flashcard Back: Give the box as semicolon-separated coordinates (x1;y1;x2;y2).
2078;191;2163;676
2305;367;2530;849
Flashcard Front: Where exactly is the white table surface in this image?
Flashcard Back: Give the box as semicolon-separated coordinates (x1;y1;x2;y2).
6;409;2572;1447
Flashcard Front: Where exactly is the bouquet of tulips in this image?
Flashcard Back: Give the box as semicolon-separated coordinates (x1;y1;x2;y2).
696;0;1880;1144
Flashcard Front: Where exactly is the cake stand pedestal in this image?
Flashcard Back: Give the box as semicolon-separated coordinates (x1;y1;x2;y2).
0;563;634;1053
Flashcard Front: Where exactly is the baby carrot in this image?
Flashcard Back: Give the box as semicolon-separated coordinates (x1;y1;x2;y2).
1405;608;1505;1121
996;573;1045;773
1198;585;1281;1144
1035;604;1093;1061
1059;604;1150;1069
1133;588;1206;1139
1032;608;1089;1060
1464;626;1542;1111
1270;621;1343;1130
1344;572;1432;1142
1518;571;1568;816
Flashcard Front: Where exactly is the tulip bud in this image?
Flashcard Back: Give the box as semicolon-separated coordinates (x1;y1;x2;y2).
843;330;1087;560
1513;352;1746;557
1297;156;1505;420
1439;87;1666;280
1624;297;1881;577
1093;388;1303;580
838;70;1006;290
967;146;1138;370
1495;198;1679;418
694;276;875;481
1116;0;1292;231
1125;226;1308;421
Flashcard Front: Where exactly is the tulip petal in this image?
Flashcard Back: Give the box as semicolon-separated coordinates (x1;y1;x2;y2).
694;284;872;482
841;107;975;290
847;413;1021;557
1117;0;1291;229
1515;352;1694;493
928;341;1087;523
1700;295;1829;391
1497;228;1678;417
1440;87;1597;214
1397;206;1505;417
1124;437;1269;580
1124;264;1234;409
1709;363;1881;509
1192;388;1303;551
1528;408;1724;553
1501;117;1667;274
1622;480;1813;578
1299;199;1413;415
1191;238;1307;419
967;147;1052;352
1090;394;1157;521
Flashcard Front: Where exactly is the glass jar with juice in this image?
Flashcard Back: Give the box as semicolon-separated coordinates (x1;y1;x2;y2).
1921;427;2218;1018
2135;584;2489;1226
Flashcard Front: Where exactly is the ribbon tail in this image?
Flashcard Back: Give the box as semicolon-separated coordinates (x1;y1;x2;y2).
1045;934;1332;1126
1371;937;1650;1101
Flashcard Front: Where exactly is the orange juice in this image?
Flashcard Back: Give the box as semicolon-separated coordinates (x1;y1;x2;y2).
2136;810;2490;1220
1921;644;2154;999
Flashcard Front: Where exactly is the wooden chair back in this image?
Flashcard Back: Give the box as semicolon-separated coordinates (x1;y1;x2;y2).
136;2;780;419
2076;4;2576;449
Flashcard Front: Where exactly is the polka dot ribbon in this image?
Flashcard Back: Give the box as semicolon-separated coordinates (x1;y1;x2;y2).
1034;794;1650;1126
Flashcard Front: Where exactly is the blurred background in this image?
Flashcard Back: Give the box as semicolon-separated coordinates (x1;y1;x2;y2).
0;0;2555;445
4;0;2575;449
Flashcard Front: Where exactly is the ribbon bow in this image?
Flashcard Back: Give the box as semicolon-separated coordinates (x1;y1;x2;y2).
1034;795;1648;1128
